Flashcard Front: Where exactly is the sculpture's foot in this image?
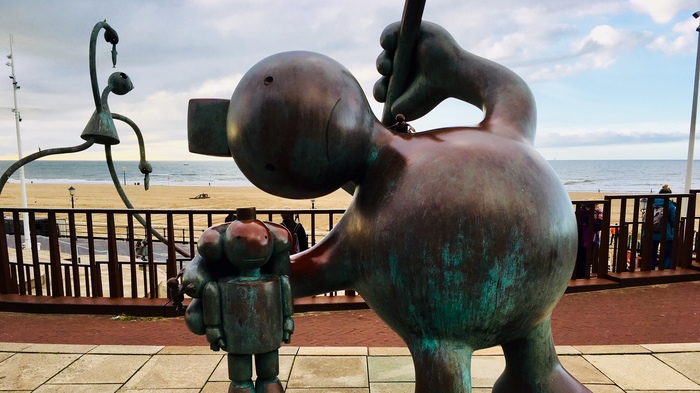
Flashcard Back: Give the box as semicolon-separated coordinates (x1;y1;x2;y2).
228;380;255;393
493;316;590;393
408;339;473;392
255;377;284;393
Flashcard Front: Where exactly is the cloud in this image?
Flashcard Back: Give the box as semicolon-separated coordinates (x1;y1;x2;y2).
535;129;688;148
648;18;698;55
629;0;697;24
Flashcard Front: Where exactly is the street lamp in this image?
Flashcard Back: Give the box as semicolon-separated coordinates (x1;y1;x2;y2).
68;186;75;208
122;166;126;185
684;11;700;193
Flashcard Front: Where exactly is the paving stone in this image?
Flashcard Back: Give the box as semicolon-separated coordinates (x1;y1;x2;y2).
89;345;163;355
585;384;625;393
287;355;368;388
0;352;12;362
286;389;368;393
121;354;222;390
0;342;30;352
642;343;700;353
118;389;200;392
280;346;299;355
575;345;649;354
21;343;96;353
297;347;368;356
584;354;700;390
210;354;295;382
33;383;121;392
655;351;700;385
368;347;410;356
368;356;414;382
471;355;505;388
201;381;231;392
48;354;149;384
158;346;214;355
560;355;612;384
0;352;79;390
370;382;414;393
473;346;503;356
555;346;581;355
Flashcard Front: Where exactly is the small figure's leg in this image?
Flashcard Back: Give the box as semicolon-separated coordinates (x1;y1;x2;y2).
228;353;255;393
493;316;590;393
254;350;284;393
408;339;472;393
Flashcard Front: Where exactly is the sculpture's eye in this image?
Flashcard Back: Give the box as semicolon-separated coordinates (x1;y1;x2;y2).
264;76;273;85
265;164;276;172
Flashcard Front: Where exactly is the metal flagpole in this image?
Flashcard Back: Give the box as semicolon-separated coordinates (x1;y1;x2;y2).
684;13;700;194
6;34;31;249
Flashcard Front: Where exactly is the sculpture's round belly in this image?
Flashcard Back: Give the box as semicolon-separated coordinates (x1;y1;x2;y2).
351;138;576;348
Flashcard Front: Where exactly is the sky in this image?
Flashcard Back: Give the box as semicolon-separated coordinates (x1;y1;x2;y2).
1;0;700;161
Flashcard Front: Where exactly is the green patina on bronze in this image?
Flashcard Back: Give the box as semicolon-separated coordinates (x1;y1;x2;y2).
182;2;589;392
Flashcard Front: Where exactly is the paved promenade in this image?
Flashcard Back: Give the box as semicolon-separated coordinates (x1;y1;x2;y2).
0;281;699;391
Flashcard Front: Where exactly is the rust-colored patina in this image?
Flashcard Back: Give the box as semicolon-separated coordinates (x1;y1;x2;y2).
186;21;587;393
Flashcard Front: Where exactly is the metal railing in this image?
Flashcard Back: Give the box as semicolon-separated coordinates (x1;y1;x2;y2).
1;196;699;303
571;192;699;280
0;207;344;299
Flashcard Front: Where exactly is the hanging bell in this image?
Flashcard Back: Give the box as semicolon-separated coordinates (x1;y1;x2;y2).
81;109;120;145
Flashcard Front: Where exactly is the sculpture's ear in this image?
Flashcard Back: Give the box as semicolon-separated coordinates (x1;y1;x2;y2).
188;98;231;157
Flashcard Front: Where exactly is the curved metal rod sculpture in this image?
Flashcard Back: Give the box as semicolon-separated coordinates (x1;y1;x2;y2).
0;21;185;257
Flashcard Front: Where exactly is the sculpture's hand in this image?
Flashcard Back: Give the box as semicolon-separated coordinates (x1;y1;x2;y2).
373;21;462;122
205;326;226;351
283;317;295;344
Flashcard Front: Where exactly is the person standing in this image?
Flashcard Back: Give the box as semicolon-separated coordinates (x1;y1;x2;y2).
651;184;676;270
280;210;308;254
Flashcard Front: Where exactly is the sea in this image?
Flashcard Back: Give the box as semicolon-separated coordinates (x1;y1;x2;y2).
0;159;699;194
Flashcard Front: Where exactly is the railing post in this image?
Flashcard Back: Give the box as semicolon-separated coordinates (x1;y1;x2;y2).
68;212;81;296
166;213;177;291
640;195;655;271
106;212;123;298
597;200;611;276
47;212;64;296
682;191;697;268
0;209;17;294
86;213;102;297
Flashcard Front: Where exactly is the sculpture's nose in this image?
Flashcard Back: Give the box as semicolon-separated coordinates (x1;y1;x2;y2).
187;98;231;157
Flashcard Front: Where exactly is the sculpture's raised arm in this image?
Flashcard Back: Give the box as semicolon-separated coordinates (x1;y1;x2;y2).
374;21;537;143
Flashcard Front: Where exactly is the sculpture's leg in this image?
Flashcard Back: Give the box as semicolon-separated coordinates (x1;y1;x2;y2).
493;316;590;393
254;350;284;393
409;340;473;393
228;353;255;393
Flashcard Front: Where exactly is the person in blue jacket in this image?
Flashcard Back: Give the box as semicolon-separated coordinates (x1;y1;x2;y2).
652;184;676;269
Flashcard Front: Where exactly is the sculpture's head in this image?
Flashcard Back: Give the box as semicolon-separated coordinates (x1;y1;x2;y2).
227;51;376;199
223;215;274;272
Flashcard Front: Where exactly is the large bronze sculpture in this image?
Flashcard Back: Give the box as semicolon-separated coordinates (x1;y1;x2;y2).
183;13;588;393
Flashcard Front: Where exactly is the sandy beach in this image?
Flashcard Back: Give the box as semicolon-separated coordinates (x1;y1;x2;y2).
0;182;603;210
0;184;616;237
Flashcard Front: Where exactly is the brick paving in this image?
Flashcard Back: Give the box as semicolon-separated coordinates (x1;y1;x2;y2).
1;281;698;347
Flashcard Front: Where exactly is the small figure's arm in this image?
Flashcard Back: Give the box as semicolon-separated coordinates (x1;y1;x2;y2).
203;281;226;351
280;275;294;344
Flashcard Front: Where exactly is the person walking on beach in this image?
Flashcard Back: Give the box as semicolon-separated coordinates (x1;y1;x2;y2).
651;184;676;270
280;210;308;254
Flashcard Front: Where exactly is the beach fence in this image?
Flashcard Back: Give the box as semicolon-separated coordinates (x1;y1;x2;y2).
0;199;699;316
569;191;700;292
0;207;346;315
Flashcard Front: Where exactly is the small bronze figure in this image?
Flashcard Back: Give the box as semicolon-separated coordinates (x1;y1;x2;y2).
171;207;294;393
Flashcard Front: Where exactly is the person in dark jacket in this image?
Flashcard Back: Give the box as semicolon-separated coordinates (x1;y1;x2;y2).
575;200;603;278
280;210;308;254
651;184;676;269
